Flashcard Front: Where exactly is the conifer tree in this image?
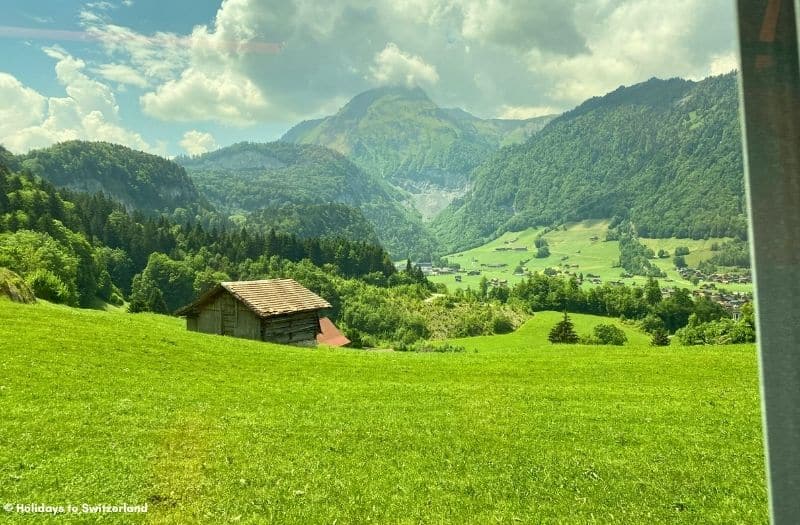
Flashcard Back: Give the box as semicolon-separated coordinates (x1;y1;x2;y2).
651;329;670;346
548;310;580;343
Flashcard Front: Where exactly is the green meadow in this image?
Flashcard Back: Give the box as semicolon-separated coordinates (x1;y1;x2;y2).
0;300;766;523
429;220;750;293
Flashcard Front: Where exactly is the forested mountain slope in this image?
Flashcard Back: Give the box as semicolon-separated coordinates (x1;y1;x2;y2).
282;86;553;219
432;74;746;252
17;141;207;214
245;204;381;246
179;142;436;259
0;155;395;311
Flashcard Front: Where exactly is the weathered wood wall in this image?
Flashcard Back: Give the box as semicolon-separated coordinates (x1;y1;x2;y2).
261;311;320;345
186;290;262;341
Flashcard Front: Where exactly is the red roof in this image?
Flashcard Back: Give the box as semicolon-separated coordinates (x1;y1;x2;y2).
316;317;350;347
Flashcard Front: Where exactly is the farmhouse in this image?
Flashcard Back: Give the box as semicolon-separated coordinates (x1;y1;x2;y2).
175;279;342;346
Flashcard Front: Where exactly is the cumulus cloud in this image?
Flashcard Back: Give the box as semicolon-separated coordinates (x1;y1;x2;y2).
180;130;217;155
0;46;155;153
461;0;586;55
0;74;47;138
48;0;737;132
524;0;737;104
369;43;439;87
708;51;739;76
141;68;270;125
93;62;148;88
80;0;278;124
84;23;190;82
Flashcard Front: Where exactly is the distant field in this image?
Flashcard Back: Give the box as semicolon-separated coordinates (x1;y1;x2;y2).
0;301;766;523
639;238;753;293
429;220;751;294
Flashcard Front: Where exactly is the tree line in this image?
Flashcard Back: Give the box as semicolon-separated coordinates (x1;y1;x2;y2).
497;272;754;344
0;163;397;311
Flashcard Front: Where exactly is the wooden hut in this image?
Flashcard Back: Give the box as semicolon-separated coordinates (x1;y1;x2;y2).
175;279;334;346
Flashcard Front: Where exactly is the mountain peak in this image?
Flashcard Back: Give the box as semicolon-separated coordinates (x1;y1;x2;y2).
335;85;432;120
280;85;555;221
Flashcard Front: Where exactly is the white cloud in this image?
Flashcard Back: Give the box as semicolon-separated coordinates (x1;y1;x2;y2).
461;0;585;55
708;51;739;76
79;10;104;24
86;2;115;10
369;43;439;87
0;73;47;138
81;0;277;125
93;63;148;88
497;104;560;119
180;130;217;155
524;0;736;104
84;23;190;83
0;47;155;154
43;46;119;119
54;0;736;131
141;68;270;125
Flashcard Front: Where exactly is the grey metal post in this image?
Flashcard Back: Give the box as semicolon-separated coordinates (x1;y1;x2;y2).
736;0;800;522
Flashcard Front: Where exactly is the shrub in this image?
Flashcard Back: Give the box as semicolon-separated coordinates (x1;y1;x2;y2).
593;324;627;345
107;289;125;307
650;329;670;346
96;269;114;301
395;341;465;353
674;317;756;345
452;312;489;337
128;274;168;314
491;313;515;334
394;327;422;346
25;269;74;305
640;314;666;334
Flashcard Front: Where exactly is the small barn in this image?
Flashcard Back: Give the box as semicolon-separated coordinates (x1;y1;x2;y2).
175;279;342;346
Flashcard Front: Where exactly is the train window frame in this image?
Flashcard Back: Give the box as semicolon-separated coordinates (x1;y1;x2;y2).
736;0;800;522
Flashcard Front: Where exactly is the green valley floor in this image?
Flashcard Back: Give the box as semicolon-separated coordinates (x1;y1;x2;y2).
0;300;767;524
428;220;752;294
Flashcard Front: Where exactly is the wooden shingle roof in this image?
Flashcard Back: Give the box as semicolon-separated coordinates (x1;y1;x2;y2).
175;278;331;318
223;279;331;316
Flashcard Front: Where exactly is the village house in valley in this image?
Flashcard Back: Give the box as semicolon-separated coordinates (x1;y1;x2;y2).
175;279;348;347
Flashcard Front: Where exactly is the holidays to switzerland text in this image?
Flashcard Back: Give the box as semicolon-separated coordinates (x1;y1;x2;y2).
3;503;148;515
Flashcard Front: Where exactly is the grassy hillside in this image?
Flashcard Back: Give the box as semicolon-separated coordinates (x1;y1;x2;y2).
0;300;765;523
429;220;750;293
462;310;652;346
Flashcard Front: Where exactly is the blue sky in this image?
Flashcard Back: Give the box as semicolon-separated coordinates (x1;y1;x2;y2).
0;0;738;157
